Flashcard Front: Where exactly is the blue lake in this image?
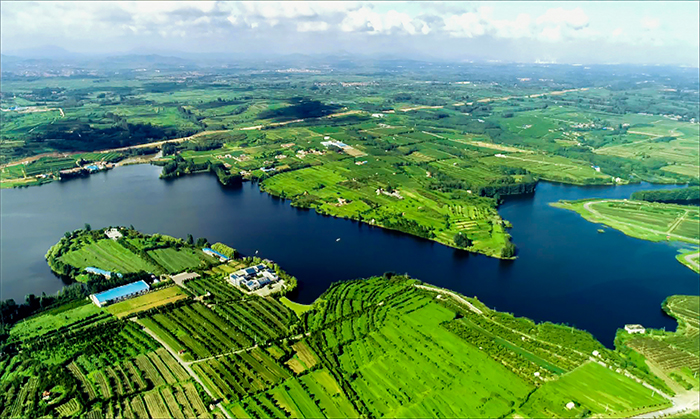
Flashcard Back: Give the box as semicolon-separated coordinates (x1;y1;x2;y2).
1;164;697;346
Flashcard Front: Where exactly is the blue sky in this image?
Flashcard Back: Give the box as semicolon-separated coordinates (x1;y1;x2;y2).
2;1;698;66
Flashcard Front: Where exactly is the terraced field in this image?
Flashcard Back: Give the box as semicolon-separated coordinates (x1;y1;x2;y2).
4;229;693;418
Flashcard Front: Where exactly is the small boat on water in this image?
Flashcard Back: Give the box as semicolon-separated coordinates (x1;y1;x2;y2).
336;238;341;242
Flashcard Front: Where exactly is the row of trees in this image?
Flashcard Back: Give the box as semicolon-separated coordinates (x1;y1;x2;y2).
631;186;700;205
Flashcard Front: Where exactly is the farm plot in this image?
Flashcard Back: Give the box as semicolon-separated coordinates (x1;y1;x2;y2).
186;274;243;301
627;338;699;373
519;362;671;418
304;279;534;418
9;300;104;340
106;287;187;318
139;302;253;360
193;347;291;402
147;247;208;273
59;239;159;274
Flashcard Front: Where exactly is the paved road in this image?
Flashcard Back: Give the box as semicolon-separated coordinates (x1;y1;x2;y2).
139;323;233;419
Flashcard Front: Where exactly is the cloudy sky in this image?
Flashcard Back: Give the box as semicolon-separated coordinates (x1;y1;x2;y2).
2;1;698;65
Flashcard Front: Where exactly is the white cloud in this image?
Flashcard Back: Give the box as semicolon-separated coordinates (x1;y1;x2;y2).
297;21;329;32
0;1;697;66
641;17;660;30
443;11;486;38
536;7;589;29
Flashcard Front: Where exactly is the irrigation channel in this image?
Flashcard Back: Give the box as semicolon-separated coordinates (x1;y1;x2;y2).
2;164;697;347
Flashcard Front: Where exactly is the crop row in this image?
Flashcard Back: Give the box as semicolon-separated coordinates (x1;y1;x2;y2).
436;295;594;370
1;376;39;419
142;302;250;360
187;275;242;301
309;278;412;329
232;370;357;419
628;338;700;373
84;382;209;419
193;347;291;401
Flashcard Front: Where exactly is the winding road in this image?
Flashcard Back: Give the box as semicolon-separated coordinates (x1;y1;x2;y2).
683;252;700;271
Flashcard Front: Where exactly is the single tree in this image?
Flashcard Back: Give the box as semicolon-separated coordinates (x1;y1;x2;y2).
454;232;472;248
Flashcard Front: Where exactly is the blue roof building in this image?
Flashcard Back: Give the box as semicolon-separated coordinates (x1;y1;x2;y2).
90;280;150;307
85;267;123;278
202;247;229;261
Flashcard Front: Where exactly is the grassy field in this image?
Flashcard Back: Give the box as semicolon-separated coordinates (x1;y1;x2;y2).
106;287;187;318
147;247;208;273
553;198;699;242
9;300;106;340
519;362;670;418
48;227;214;280
60;239;160;274
279;296;313;317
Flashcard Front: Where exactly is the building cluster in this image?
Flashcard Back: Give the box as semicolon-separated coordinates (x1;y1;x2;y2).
228;264;280;291
321;140;349;149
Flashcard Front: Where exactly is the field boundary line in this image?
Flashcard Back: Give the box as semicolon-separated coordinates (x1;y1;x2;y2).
186;344;258;365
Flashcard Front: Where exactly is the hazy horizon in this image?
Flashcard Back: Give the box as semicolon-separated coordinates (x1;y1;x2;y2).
2;1;699;67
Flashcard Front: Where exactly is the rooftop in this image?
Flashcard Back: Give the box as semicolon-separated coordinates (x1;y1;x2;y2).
171;272;201;282
91;280;149;304
202;247;229;259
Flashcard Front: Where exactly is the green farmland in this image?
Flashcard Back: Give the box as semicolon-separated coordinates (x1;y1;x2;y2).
617;296;700;395
46;227;213;279
2;228;694;418
106;286;187;318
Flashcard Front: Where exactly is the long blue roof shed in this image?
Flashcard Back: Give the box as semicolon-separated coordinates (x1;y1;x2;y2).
91;280;149;306
202;247;229;260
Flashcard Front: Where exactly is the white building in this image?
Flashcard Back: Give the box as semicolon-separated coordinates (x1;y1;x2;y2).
105;228;123;240
565;402;576;410
624;324;646;334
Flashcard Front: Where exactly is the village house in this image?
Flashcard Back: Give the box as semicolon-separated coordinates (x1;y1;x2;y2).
624;324;646;334
105;228;123;240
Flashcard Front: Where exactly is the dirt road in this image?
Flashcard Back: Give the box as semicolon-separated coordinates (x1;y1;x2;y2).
632;390;699;418
683;252;700;270
139;323;233;418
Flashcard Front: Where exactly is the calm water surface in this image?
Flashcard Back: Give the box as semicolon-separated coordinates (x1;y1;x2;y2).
1;164;697;346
